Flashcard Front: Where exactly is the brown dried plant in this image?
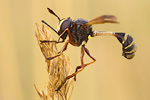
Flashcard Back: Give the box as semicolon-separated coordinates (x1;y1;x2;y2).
34;23;74;100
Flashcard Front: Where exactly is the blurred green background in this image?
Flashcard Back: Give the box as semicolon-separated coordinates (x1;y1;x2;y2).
0;0;150;100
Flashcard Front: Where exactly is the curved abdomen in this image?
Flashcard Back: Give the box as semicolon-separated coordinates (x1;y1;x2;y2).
115;33;137;59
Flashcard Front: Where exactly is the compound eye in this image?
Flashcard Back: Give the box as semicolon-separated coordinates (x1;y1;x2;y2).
57;18;72;33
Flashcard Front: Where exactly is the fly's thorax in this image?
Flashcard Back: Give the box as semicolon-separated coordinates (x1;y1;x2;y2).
70;18;93;45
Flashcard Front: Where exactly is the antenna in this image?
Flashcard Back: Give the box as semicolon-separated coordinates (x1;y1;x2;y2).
41;20;58;34
47;8;61;21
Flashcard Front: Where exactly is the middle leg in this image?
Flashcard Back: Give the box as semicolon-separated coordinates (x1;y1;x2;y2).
74;45;96;81
56;45;85;91
56;45;96;91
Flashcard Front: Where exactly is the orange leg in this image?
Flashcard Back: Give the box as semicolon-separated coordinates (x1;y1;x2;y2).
40;28;70;44
40;39;65;44
45;28;75;60
74;45;96;81
47;40;69;60
56;45;96;91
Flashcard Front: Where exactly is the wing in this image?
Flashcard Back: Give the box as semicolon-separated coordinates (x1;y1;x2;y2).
86;15;118;25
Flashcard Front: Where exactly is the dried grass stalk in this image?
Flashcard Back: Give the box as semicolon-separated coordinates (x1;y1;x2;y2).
34;23;74;100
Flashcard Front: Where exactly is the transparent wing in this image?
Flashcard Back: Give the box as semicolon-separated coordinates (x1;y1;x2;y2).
86;15;118;25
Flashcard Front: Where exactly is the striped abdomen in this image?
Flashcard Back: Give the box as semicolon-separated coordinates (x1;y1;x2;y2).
115;33;136;59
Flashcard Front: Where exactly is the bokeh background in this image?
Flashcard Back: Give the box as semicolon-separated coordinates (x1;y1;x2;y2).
1;0;150;100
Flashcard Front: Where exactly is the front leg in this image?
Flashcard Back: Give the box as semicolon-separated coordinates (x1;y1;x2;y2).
46;40;69;60
40;28;71;44
41;28;72;60
40;39;65;44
